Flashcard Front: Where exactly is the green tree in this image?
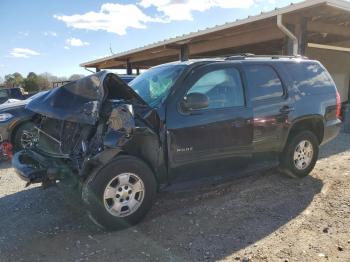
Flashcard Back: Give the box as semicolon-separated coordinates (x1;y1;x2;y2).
23;72;40;92
4;72;24;88
37;74;50;90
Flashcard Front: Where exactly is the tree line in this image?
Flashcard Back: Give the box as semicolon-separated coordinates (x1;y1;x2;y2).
0;72;85;93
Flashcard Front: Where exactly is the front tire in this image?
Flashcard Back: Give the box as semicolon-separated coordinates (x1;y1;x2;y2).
82;155;157;230
279;131;319;178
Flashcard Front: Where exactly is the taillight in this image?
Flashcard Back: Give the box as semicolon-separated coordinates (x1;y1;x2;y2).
336;90;341;119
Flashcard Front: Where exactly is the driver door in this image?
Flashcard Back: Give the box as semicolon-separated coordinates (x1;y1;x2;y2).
166;63;253;170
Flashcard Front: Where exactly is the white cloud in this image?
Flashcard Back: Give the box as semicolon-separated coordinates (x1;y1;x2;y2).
54;1;263;34
54;3;164;35
44;31;58;37
64;46;70;50
9;48;40;58
139;0;255;21
65;37;90;47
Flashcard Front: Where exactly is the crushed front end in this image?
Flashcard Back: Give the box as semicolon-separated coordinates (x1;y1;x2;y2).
12;71;154;188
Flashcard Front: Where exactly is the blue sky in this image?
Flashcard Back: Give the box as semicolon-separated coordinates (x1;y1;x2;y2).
0;0;304;79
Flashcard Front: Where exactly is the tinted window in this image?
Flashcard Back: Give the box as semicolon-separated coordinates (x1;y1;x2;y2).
245;65;283;101
186;68;244;109
284;62;334;94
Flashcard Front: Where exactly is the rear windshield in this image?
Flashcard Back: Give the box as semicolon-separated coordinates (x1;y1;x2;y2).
284;62;335;94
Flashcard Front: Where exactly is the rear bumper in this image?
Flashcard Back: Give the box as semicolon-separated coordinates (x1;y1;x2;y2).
322;119;342;145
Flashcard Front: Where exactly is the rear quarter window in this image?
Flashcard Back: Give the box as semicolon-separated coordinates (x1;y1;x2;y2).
284;62;335;94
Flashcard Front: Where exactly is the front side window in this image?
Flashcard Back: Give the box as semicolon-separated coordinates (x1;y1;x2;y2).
245;65;284;101
129;65;185;107
186;68;244;109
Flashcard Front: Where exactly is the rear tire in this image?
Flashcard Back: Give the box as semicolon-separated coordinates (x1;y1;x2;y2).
279;130;319;178
82;155;157;230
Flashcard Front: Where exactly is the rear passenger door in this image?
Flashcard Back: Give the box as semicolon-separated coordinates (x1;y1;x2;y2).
243;63;292;152
166;63;253;168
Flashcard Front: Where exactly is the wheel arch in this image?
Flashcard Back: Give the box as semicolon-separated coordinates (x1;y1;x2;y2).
82;149;161;188
111;151;163;186
283;115;325;150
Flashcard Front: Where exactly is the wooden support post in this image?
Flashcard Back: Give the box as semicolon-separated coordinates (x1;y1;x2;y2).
136;68;140;75
96;68;101;72
179;45;189;61
283;37;293;55
126;59;132;75
295;17;307;56
282;24;295;55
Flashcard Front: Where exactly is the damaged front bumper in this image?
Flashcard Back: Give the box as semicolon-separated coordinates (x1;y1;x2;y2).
12;147;122;188
12;150;66;186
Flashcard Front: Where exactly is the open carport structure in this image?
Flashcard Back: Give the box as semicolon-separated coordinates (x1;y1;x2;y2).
81;0;350;102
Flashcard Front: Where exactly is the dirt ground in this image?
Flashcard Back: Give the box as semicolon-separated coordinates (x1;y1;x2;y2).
0;133;349;262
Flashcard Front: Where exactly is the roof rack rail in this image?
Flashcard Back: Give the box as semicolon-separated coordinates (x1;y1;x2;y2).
224;54;307;60
224;53;255;60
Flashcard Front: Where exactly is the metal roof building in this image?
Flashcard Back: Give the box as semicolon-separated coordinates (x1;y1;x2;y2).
81;0;350;101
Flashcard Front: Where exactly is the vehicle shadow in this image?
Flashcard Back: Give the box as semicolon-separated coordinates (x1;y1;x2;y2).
0;166;323;262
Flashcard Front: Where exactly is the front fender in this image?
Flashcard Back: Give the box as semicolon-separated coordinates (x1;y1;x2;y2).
80;147;123;179
80;129;132;179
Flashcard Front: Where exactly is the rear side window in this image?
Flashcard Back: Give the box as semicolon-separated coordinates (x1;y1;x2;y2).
186;67;244;109
284;62;334;94
245;65;284;101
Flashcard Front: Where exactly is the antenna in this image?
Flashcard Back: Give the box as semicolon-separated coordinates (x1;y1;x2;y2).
109;43;115;55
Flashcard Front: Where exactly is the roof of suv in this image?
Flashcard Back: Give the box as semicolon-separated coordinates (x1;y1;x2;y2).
154;55;314;68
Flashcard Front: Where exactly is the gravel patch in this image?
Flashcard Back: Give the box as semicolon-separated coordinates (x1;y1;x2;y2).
0;133;349;261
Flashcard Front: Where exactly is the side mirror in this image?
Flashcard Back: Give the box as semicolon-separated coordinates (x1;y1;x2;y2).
182;92;209;111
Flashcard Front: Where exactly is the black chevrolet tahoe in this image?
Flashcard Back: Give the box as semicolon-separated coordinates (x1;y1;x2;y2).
12;56;342;230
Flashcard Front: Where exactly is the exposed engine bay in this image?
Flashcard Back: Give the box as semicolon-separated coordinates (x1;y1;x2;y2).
12;71;162;187
31;101;135;169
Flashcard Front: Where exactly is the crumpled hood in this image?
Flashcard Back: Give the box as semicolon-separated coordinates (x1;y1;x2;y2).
26;71;149;125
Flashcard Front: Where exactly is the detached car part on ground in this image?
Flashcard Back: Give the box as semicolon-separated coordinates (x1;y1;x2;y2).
12;57;341;230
